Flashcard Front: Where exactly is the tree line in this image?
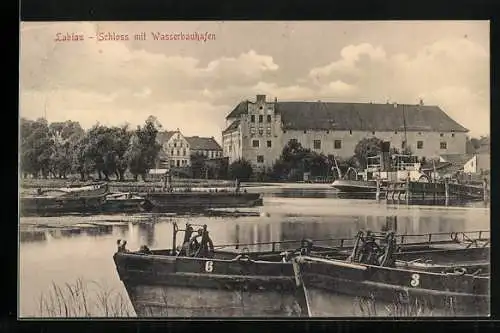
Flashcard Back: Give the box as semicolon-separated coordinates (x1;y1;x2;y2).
228;137;416;182
20;116;162;181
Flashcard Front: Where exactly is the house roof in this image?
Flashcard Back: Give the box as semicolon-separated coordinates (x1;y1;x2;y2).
439;154;474;174
222;120;240;134
156;131;177;143
226;101;249;119
226;100;468;132
186;136;222;151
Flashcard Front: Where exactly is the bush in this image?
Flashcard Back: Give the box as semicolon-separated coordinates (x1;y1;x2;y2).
228;159;253;181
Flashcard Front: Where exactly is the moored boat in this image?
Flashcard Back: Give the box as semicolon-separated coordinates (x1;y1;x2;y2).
102;192;145;213
142;190;263;212
113;224;489;317
20;182;109;215
331;154;429;194
292;230;489;316
113;223;307;317
331;179;380;193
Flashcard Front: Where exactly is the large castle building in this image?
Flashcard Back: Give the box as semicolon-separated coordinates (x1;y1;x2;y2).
222;95;469;170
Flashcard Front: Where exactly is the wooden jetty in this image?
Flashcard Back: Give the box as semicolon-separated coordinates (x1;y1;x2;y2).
379;178;489;204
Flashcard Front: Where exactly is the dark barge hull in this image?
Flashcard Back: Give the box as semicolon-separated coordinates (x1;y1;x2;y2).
20;195;107;215
297;257;489;317
113;251;306;317
102;199;145;213
142;192;263;212
331;180;385;193
114;244;489;317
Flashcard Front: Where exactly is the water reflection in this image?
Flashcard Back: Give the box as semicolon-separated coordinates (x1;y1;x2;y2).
271;189;335;199
229;212;471;252
19;230;47;243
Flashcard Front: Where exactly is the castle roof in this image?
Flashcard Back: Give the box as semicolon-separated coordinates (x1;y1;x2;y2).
226;100;468;133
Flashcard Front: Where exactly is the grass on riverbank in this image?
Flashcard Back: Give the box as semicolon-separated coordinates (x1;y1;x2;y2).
354;293;459;317
37;278;134;317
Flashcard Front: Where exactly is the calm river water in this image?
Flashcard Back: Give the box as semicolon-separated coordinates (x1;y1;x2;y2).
19;186;490;317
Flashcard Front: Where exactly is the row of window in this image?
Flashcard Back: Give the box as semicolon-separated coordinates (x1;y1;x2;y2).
288;139;341;150
282;130;457;138
170;159;188;167
414;141;448;149
252;140;273;148
250;127;272;135
170;142;188;148
285;139;449;150
250;114;272;123
171;149;187;156
194;150;222;158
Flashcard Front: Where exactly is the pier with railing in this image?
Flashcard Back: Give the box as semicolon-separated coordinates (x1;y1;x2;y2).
380;178;489;204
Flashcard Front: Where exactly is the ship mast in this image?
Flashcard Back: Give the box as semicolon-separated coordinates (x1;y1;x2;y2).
402;103;407;153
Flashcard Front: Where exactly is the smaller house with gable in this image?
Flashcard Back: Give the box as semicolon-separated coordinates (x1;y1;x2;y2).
155;130;223;169
186;136;223;160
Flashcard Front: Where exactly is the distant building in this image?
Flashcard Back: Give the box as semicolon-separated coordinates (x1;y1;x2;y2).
222;94;469;169
155;130;223;169
463;154;490;174
186;136;223;159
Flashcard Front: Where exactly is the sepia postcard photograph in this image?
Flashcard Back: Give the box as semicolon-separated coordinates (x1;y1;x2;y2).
19;20;490;318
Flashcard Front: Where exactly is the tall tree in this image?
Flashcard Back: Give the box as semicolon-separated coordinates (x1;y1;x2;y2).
353;137;384;169
125;116;162;181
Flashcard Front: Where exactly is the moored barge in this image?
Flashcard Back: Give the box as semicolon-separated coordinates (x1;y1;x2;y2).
293;230;489;316
20;182;109;215
113;224;489;317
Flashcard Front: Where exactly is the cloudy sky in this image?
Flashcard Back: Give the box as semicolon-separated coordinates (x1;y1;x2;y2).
20;21;489;141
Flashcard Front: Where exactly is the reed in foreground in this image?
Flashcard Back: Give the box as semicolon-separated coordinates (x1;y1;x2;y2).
37;278;134;317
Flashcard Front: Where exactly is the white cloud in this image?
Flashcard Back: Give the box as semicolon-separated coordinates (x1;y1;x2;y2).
309;43;386;82
305;39;489;136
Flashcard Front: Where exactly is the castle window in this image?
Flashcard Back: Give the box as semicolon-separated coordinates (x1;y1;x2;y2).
174;143;177;148
171;149;174;155
313;140;321;150
401;141;406;149
267;115;272;122
326;130;329;134
257;155;264;163
440;142;447;149
418;132;422;135
259;115;263;123
394;131;398;134
183;149;186;156
304;130;307;134
267;140;272;148
250;127;256;134
334;140;342;149
372;131;375;135
266;127;271;135
417;141;424;149
283;130;287;133
452;133;455;137
440;133;444;137
252;140;260;148
349;130;352;135
258;127;264;135
251;115;255;123
259;106;263;110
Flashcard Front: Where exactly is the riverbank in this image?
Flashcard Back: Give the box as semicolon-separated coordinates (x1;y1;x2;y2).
19;178;331;194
